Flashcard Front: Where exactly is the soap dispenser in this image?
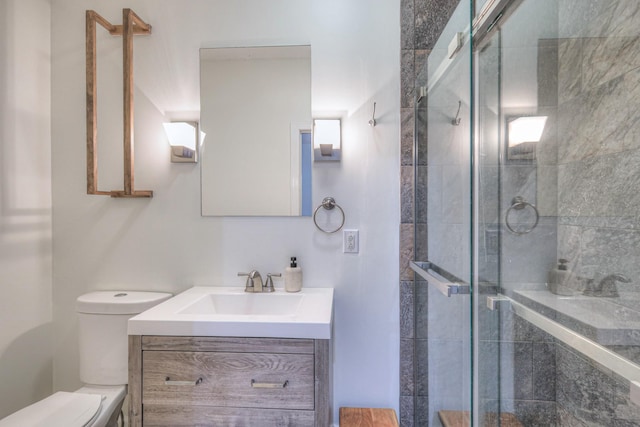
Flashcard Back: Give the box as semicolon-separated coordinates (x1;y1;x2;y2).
285;257;303;293
547;258;576;296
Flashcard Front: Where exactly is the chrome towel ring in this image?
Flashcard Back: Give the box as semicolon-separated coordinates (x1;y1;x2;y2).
505;196;539;235
313;197;345;234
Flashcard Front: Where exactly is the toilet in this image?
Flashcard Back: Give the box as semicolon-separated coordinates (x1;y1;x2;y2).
0;291;172;427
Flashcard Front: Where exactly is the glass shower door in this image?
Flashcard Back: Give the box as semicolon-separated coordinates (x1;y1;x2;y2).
474;0;640;425
412;1;473;425
474;1;565;424
473;15;502;426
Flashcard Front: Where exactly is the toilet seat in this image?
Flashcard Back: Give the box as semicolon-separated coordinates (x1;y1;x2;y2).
0;391;102;427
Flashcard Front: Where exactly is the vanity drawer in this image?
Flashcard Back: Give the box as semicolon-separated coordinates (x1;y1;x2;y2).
142;351;315;410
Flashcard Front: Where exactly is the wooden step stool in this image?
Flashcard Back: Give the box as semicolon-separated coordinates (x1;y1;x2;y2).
339;407;399;427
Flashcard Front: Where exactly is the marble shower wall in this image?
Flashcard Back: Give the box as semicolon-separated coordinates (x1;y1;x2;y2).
556;343;640;426
553;0;640;425
556;0;640;292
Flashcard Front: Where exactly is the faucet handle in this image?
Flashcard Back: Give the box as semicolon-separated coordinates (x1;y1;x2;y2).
238;272;255;292
264;273;281;292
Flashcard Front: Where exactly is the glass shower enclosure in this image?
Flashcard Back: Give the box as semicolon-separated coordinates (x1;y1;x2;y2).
413;0;640;425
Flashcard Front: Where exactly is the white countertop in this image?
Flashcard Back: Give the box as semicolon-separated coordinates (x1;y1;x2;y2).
128;286;334;339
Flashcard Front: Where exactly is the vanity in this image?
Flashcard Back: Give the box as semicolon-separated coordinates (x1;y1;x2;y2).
127;287;333;426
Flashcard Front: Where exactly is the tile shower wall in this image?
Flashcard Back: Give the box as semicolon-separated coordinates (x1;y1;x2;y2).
478;302;558;425
556;343;640;426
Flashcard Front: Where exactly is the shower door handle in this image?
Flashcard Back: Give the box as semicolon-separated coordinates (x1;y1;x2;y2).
410;261;470;297
426;269;469;297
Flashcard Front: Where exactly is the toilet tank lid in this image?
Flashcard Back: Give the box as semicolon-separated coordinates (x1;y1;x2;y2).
77;291;172;315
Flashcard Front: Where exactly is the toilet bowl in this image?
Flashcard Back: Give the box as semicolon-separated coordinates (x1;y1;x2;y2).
75;385;127;427
0;291;172;427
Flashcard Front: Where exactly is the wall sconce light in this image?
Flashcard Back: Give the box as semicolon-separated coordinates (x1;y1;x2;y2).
163;122;205;163
313;119;341;162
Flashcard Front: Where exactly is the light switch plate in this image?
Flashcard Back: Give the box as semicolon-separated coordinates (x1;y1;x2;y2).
343;229;359;253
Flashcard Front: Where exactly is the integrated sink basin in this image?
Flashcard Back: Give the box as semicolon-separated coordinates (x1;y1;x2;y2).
128;286;333;339
179;293;303;316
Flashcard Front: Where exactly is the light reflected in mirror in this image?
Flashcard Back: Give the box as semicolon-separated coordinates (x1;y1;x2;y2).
313;119;341;162
506;115;547;162
200;45;312;216
164;122;203;163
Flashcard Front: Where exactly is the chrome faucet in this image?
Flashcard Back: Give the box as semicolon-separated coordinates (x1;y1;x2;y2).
583;273;631;297
238;270;282;293
238;270;264;293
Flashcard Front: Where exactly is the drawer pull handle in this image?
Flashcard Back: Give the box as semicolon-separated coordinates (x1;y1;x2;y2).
165;376;203;386
251;379;289;389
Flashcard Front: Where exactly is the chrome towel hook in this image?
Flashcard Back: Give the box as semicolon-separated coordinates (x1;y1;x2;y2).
313;197;346;233
369;102;377;127
451;100;462;126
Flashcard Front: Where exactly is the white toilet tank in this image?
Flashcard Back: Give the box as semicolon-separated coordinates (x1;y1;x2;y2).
76;291;172;386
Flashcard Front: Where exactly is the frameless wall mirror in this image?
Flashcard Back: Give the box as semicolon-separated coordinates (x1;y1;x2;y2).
200;45;312;216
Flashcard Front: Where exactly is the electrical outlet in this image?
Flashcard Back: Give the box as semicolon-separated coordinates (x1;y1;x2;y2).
343;229;359;253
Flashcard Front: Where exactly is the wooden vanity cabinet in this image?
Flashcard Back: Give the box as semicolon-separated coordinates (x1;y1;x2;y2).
128;336;331;427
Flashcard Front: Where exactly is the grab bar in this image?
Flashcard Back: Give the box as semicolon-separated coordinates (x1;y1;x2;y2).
410;261;470;297
488;294;640;405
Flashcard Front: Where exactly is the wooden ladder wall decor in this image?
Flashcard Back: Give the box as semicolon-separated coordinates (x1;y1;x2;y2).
86;9;153;198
